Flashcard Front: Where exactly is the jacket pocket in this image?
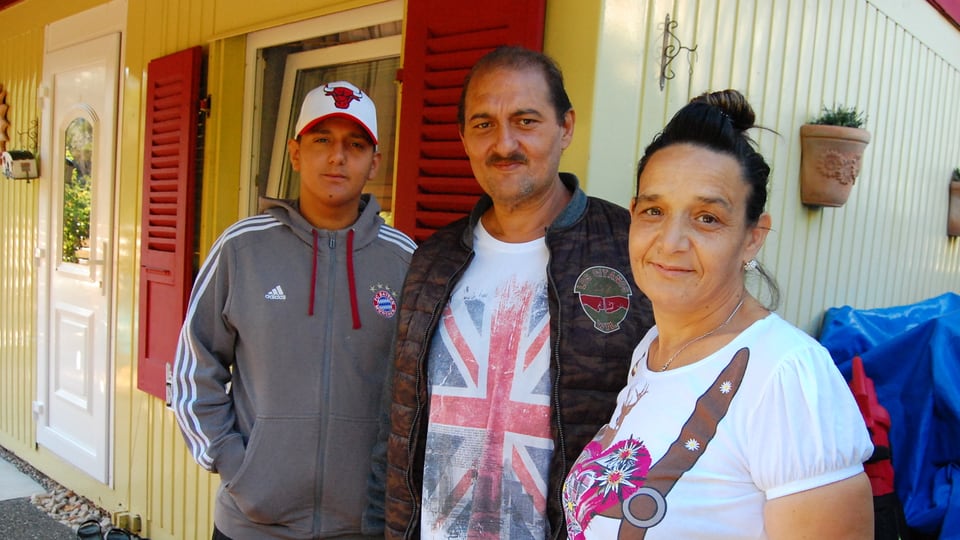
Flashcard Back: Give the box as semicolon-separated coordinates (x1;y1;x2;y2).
320;414;379;535
225;416;320;531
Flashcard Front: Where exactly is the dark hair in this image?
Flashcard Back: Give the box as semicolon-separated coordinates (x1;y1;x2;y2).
636;89;780;308
457;45;573;133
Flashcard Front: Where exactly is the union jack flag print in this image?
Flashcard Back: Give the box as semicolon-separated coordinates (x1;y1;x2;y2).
423;276;554;539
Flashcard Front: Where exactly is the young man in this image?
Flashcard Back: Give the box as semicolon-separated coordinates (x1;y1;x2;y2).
173;81;416;540
379;47;654;539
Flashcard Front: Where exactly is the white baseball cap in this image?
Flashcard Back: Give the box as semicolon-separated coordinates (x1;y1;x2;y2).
294;81;378;145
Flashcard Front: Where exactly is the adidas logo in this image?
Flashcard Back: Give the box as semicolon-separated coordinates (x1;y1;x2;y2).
264;285;286;300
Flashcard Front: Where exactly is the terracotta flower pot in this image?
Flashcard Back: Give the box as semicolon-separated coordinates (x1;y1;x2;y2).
799;124;871;207
949;181;960;237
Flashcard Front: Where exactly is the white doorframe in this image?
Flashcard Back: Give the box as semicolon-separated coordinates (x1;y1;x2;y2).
35;0;127;484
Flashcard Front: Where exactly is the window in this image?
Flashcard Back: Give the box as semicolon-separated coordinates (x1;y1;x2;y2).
242;1;402;219
61;116;93;264
264;39;400;210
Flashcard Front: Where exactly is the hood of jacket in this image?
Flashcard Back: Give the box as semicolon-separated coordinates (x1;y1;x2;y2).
258;193;385;324
258;193;384;248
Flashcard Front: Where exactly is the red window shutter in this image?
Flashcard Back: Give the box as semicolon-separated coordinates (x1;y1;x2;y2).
927;0;960;29
392;0;546;242
137;46;203;400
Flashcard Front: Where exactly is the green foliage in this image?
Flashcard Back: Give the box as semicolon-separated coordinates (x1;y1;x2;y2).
952;167;960;182
62;156;91;263
61;118;94;264
810;105;866;128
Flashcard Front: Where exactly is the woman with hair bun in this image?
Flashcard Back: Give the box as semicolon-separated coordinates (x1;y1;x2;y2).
561;90;874;539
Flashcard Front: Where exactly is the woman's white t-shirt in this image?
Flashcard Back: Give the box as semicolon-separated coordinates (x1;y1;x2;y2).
562;314;873;539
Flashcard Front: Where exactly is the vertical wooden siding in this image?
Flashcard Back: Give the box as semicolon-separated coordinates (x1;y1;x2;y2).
619;0;960;334
124;4;222;538
0;25;42;453
0;0;957;539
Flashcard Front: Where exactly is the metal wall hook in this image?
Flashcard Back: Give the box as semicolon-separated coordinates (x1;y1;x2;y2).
659;13;698;91
17;118;39;154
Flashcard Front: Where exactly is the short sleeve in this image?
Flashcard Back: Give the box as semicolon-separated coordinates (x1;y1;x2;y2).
745;344;874;500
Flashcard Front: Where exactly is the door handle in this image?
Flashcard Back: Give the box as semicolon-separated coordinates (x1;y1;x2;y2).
89;241;107;294
87;241;107;266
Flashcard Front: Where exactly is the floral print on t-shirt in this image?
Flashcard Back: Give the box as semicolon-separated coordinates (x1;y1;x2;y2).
563;436;652;539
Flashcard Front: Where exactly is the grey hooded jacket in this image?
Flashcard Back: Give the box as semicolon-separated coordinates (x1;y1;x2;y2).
173;194;415;540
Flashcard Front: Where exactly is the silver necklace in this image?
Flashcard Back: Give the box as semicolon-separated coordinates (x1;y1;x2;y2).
658;296;746;372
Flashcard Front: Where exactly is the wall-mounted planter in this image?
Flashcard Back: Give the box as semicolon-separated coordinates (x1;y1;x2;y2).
949;180;960;237
799;124;871;207
2;149;38;180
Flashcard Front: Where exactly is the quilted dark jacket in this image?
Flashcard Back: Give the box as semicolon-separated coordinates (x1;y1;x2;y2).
383;174;653;539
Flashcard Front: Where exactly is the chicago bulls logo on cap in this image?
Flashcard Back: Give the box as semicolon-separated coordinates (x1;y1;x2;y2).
294;81;379;144
324;84;362;109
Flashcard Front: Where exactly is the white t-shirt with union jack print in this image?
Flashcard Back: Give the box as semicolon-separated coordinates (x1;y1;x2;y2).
421;222;553;540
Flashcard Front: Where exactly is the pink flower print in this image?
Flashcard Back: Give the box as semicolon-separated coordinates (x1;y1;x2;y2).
599;439;645;469
597;463;638;498
563;437;651;539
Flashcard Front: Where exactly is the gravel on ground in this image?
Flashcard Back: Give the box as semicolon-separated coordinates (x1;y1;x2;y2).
0;445;114;534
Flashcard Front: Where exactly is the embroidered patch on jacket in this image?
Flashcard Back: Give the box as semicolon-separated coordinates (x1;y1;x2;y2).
370;284;398;318
574;266;631;333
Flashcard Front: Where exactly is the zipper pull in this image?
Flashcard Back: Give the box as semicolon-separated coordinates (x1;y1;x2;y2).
328;234;336;249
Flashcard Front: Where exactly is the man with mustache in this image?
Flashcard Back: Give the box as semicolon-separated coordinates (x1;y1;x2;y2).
374;46;653;539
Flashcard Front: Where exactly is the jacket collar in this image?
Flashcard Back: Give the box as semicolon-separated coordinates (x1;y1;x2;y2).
259;193;383;249
461;172;587;248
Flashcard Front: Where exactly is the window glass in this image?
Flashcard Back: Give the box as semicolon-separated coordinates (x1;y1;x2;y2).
61;117;93;264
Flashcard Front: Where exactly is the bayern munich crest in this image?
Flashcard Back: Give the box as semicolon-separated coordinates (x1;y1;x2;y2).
370;284;398;318
574;266;632;333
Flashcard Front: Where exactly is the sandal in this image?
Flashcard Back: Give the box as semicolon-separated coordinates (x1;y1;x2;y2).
105;527;143;539
76;518;102;540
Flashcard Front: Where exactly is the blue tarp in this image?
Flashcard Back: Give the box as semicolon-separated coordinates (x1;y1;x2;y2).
819;293;960;538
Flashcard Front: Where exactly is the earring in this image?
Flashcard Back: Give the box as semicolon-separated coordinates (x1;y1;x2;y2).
743;259;758;271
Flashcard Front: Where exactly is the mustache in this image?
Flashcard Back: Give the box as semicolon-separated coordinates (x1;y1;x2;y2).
486;152;527;166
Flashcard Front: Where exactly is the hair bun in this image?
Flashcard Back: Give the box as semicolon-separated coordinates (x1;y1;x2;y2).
692;89;755;130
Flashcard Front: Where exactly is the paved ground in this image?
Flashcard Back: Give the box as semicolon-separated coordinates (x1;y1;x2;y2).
0;498;75;540
0;457;75;539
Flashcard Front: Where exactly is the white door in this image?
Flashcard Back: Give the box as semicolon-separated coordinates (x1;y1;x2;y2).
36;29;120;483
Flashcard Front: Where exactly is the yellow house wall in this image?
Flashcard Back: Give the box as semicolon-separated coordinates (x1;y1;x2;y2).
0;23;42;457
0;0;122;508
0;1;382;539
0;0;957;538
544;0;602;189
548;0;960;335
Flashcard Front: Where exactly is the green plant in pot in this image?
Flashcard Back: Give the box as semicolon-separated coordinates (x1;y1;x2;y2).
949;167;960;237
799;105;871;207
